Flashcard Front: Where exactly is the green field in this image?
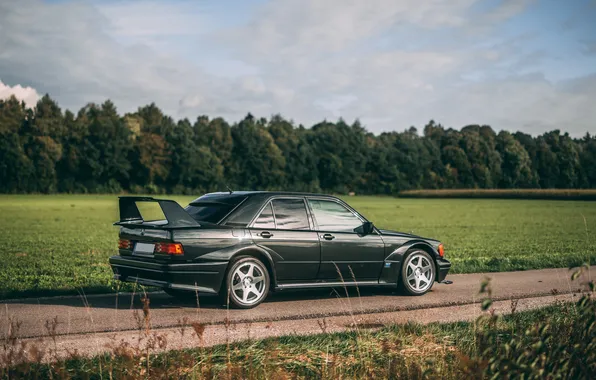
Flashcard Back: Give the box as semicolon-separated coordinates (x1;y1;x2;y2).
0;195;595;299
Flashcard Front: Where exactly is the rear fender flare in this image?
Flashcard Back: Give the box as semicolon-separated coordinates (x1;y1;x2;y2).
228;245;281;288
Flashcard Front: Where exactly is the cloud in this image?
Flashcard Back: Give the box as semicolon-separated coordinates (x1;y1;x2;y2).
211;0;593;136
418;73;596;136
583;40;596;55
97;1;212;39
481;0;536;27
0;0;225;117
0;0;594;137
0;79;40;107
222;0;476;63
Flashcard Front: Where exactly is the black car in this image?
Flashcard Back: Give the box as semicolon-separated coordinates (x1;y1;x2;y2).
109;191;451;308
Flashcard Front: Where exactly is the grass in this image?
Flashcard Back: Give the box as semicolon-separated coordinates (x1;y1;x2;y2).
0;194;595;299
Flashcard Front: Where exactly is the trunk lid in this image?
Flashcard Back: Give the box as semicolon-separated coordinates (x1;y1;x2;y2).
115;196;201;261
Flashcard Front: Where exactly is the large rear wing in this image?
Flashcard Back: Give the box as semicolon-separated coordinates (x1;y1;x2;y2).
114;196;200;229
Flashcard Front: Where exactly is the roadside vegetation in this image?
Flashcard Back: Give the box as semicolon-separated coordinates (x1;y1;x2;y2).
2;95;596;197
2;266;594;379
1;195;595;299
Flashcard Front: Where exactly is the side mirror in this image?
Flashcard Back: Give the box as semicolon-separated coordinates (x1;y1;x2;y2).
362;221;374;235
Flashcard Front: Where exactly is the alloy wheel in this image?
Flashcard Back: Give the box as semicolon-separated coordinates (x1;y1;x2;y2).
404;253;434;293
230;261;267;306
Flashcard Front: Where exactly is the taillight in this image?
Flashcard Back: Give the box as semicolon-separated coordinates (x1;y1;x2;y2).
118;239;132;250
438;243;445;257
155;242;184;255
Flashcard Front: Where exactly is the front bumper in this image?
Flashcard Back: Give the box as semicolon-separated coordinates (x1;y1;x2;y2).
436;257;451;282
109;255;228;294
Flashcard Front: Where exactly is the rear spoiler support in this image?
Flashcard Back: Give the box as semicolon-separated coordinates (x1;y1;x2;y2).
115;196;200;229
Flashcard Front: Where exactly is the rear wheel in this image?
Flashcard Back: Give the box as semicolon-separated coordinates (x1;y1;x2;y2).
399;249;436;296
222;256;270;309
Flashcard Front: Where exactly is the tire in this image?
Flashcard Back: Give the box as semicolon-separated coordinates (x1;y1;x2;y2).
221;256;270;309
398;249;436;296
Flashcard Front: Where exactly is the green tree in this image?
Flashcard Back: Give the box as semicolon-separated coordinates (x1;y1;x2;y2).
76;101;132;192
21;95;65;192
0;96;33;192
230;114;286;190
544;131;581;188
165;118;225;193
193;116;234;174
309;119;369;193
578;134;596;188
268;114;320;192
56;110;87;192
0;93;593;194
496;131;534;188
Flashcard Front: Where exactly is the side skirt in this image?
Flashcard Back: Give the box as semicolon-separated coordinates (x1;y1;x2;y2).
113;274;218;294
274;281;396;291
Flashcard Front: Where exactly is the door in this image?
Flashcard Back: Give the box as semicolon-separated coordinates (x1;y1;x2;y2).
307;198;385;282
249;197;320;282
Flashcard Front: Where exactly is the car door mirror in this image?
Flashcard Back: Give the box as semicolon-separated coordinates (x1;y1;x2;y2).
357;221;374;235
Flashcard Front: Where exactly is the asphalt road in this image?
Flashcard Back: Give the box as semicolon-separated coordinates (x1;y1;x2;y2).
1;266;592;340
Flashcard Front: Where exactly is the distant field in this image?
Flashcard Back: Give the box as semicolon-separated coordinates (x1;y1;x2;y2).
399;189;596;200
0;195;595;299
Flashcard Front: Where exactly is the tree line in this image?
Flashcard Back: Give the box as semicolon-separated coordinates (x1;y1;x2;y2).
1;94;595;195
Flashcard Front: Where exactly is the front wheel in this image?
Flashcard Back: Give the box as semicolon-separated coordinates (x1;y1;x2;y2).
398;249;436;296
222;256;270;309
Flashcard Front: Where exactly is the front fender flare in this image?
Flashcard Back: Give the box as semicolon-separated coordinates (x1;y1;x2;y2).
385;240;438;262
380;240;439;284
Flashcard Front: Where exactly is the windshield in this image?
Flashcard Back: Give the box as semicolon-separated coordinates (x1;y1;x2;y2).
184;203;235;224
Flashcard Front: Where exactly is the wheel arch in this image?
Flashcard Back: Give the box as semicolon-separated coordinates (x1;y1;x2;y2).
227;246;278;289
386;240;440;282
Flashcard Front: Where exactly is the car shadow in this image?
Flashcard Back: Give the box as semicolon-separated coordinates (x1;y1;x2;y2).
3;286;400;310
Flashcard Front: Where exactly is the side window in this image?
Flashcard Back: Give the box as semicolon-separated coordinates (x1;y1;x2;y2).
271;199;310;230
253;203;275;229
308;199;363;232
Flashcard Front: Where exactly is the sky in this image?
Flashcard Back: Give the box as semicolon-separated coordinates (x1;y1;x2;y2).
1;0;595;136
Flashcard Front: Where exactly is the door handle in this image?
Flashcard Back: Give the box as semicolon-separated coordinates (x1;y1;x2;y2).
322;233;335;240
260;231;273;238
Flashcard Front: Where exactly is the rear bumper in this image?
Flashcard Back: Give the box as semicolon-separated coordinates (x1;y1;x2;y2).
436;257;451;282
109;255;228;294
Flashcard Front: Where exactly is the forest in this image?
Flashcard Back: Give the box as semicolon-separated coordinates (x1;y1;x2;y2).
1;94;595;195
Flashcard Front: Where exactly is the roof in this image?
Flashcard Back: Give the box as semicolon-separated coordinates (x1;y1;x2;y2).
204;190;336;197
189;190;340;205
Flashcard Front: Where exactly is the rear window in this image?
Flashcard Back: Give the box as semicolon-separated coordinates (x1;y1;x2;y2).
184;203;235;224
222;198;263;227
